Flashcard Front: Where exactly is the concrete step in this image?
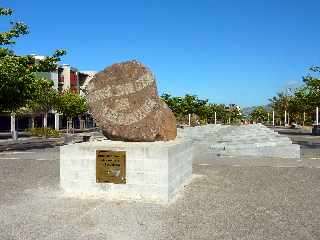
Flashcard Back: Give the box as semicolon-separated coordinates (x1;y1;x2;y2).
209;141;294;150
179;124;301;159
211;145;300;159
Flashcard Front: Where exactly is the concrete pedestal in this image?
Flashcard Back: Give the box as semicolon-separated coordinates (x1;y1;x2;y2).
60;139;193;202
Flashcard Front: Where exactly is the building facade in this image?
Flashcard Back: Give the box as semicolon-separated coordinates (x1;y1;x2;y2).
0;55;97;134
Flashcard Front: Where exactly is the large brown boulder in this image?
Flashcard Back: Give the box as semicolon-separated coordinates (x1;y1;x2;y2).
87;60;177;142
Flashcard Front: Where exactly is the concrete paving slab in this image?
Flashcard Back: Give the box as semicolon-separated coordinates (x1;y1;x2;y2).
0;145;319;239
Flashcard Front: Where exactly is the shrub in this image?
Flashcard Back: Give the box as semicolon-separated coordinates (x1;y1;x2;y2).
27;127;61;138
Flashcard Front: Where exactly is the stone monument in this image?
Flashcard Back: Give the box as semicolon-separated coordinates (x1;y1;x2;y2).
60;60;192;203
87;60;176;142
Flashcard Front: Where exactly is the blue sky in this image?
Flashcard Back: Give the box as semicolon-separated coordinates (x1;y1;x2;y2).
1;0;320;107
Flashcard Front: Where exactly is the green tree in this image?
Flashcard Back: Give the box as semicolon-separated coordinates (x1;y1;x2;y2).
250;106;268;123
26;79;59;114
161;93;184;118
161;93;208;123
270;92;290;114
302;67;320;109
292;87;313;125
161;93;241;125
269;66;320;125
214;104;229;123
0;7;28;46
0;5;66;113
56;90;88;122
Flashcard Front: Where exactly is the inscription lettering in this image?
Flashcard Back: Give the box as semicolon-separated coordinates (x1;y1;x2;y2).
87;74;154;104
100;98;158;125
96;150;126;184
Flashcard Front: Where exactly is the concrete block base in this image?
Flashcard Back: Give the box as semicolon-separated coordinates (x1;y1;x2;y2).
60;139;193;203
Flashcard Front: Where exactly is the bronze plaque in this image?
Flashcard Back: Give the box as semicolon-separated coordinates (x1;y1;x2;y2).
96;150;126;184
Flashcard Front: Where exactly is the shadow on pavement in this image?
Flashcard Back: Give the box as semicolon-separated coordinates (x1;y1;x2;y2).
277;130;312;136
0;143;62;152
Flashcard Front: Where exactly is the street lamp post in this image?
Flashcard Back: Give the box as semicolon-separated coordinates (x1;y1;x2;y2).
284;110;287;126
272;110;275;126
214;112;217;125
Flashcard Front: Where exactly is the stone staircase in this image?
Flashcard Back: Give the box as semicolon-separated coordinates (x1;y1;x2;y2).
178;124;300;159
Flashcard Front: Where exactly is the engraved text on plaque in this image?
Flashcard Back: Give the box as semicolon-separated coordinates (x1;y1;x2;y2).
96;150;126;184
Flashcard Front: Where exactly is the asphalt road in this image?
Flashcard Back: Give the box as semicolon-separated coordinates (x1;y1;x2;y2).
0;132;319;240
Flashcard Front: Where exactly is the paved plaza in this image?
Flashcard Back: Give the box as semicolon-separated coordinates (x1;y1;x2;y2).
0;129;320;240
2;1;320;239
